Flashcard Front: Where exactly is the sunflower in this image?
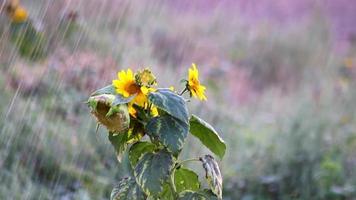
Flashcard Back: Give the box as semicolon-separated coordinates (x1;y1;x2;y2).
112;69;157;118
112;69;148;106
187;63;207;101
11;6;28;23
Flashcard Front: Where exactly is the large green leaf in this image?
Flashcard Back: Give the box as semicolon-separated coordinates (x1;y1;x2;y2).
111;177;146;200
129;142;156;167
200;155;223;199
91;85;116;96
174;167;200;193
148;89;189;124
146;115;189;154
108;132;130;162
189;115;226;159
134;149;174;197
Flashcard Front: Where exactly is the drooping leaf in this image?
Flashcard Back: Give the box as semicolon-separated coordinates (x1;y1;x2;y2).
174;167;200;193
111;177;146;200
91;85;116;96
108;132;130;162
134;149;174;197
200;155;223;199
146;115;189;154
129;142;156;167
148;89;189;124
189;115;226;159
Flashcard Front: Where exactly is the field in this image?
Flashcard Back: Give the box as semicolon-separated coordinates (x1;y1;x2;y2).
1;0;356;199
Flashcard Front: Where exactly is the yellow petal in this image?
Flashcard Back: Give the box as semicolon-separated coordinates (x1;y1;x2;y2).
127;69;134;79
140;86;149;95
128;104;137;117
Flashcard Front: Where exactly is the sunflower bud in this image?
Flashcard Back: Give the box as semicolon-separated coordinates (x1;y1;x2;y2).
88;94;130;133
135;68;157;87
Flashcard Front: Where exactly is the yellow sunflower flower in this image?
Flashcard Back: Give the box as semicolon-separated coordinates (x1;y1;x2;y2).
11;6;28;23
112;69;149;107
187;63;207;101
112;69;157;118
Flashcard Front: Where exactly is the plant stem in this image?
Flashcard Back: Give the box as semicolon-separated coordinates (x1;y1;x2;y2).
169;169;178;199
179;88;188;96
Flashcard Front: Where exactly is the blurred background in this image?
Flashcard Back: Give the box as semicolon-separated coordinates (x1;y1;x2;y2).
1;0;356;199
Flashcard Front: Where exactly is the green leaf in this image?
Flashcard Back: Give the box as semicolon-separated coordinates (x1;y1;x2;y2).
200;155;223;199
178;191;207;200
129;142;156;167
112;94;136;106
200;189;219;200
134;149;174;197
178;190;219;200
108;132;130;162
189;115;226;159
148;89;189;124
111;177;146;200
91;85;116;96
146;115;189;154
174;167;200;193
159;183;175;200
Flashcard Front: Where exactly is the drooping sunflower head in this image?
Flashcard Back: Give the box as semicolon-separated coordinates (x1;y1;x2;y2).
88;94;130;133
187;63;207;101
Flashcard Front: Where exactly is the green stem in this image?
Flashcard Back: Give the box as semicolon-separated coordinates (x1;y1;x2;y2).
179;88;188;96
169;169;178;199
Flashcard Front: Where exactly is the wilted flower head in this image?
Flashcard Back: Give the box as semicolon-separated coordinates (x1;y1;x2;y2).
88;94;130;133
